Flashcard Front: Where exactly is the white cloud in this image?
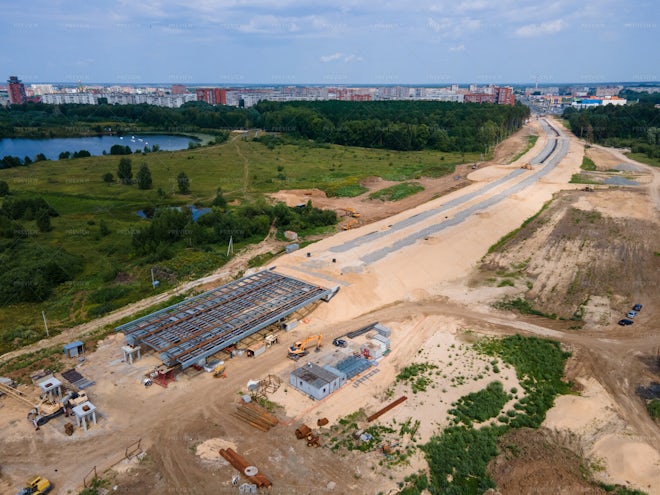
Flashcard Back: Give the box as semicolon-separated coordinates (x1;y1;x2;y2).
320;52;343;62
343;54;363;62
320;52;363;63
514;19;566;37
238;15;300;34
449;44;465;52
428;16;481;38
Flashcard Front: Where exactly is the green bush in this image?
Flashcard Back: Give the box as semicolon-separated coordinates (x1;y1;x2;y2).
450;381;508;424
647;399;660;420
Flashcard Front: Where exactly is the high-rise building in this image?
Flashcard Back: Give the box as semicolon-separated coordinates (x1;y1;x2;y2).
7;76;27;104
494;86;515;105
171;84;187;95
195;87;227;105
464;93;495;104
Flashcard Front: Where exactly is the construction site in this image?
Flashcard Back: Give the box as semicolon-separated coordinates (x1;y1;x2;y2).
0;116;659;495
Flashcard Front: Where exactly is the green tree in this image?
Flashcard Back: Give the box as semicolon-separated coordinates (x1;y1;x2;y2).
0;180;9;196
99;220;110;237
136;164;153;190
117;158;133;185
212;187;227;208
36;209;52;232
177;171;190;194
102;172;114;183
110;144;132;155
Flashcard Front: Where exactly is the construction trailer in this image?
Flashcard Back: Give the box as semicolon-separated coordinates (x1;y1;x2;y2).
116;270;338;370
289;362;346;400
63;341;84;358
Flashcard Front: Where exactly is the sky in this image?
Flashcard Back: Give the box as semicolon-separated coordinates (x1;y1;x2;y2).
0;0;658;85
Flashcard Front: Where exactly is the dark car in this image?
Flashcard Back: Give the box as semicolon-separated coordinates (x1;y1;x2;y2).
618;319;634;326
332;338;347;347
632;304;642;312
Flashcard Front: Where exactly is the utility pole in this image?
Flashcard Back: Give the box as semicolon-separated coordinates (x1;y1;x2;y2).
42;311;49;337
227;235;234;257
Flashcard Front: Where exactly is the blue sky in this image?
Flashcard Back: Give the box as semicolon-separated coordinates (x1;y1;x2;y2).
1;0;658;85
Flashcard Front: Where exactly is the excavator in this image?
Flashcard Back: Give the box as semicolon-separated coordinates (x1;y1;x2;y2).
288;335;323;361
340;207;361;218
0;381;64;427
17;475;52;495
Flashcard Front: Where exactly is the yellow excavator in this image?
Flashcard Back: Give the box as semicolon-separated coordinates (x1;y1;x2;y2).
17;475;53;495
212;362;227;378
340;207;360;218
288;335;323;360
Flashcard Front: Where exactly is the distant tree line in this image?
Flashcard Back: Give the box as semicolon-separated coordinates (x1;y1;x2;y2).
0;101;243;138
251;100;530;152
563;103;660;158
0;100;528;152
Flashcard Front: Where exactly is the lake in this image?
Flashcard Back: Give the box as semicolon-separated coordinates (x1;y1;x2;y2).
0;134;199;161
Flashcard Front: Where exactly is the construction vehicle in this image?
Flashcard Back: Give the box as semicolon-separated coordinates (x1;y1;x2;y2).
288;335;322;360
17;475;52;494
341;218;359;230
212;363;227;378
340;207;360;218
0;382;63;427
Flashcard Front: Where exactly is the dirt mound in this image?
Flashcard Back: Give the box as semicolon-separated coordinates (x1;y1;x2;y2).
482;189;660;322
488;427;606;495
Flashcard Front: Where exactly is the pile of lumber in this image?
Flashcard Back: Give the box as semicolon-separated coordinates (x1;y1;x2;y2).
219;448;272;488
234;402;279;432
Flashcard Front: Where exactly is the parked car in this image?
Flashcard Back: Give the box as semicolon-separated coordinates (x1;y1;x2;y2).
618;319;634;326
626;311;637;318
632;304;642;312
332;338;347;348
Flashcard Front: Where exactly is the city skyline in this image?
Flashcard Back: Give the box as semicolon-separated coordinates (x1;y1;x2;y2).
0;0;657;85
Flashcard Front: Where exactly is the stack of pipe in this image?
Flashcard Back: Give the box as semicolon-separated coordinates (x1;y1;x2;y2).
219;448;272;488
233;402;279;432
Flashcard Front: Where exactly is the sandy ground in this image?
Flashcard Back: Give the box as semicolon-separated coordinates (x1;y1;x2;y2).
1;118;658;494
544;377;660;495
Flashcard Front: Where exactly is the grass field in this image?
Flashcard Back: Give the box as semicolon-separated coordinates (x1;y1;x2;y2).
0;137;479;353
626;152;660;168
369;182;425;201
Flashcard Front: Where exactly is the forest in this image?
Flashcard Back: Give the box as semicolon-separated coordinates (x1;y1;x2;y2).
252;100;529;152
563;102;660;159
0;100;529;153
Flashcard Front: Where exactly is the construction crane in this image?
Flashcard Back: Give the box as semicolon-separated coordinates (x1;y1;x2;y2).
288;334;323;360
0;382;64;427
